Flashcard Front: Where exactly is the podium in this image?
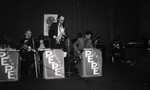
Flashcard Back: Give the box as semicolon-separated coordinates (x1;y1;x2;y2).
43;49;65;79
0;49;20;82
79;48;102;77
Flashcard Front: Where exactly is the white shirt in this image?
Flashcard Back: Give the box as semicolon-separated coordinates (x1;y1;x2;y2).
57;24;65;37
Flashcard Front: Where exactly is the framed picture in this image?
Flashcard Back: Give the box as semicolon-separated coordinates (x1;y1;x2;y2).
43;14;58;36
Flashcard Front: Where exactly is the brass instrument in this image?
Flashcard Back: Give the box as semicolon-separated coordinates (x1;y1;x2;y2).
56;32;66;44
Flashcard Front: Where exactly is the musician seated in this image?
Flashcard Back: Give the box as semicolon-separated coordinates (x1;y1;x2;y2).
18;30;35;77
109;35;124;63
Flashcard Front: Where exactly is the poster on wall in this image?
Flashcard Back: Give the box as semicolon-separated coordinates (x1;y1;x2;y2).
43;14;58;36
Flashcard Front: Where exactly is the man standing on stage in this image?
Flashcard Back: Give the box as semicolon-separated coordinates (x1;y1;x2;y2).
48;15;67;51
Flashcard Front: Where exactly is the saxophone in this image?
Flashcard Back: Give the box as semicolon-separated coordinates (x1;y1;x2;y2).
56;32;66;44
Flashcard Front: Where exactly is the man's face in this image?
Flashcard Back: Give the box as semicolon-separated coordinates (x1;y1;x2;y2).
58;16;65;24
25;31;32;39
85;34;91;39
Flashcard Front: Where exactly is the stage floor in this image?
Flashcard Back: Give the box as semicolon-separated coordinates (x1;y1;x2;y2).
0;60;150;90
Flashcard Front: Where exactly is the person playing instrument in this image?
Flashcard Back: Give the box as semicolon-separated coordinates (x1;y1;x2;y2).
48;15;67;51
109;35;124;63
73;31;94;57
19;30;35;78
109;35;123;55
93;36;101;48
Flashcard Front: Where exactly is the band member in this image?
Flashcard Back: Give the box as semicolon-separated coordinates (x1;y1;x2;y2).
48;15;67;51
73;31;94;57
19;30;35;77
109;35;124;63
109;35;123;55
93;36;101;48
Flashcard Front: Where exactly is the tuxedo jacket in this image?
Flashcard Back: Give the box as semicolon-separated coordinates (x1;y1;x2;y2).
49;23;66;38
19;38;34;49
18;37;35;60
48;23;67;50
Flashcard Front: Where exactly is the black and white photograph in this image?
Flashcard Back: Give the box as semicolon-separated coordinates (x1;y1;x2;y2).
0;0;150;90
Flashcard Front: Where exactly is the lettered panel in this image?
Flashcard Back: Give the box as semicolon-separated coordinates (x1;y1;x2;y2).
79;48;102;77
43;49;65;79
0;50;19;82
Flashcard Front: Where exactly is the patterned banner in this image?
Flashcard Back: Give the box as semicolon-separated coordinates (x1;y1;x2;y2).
43;14;58;36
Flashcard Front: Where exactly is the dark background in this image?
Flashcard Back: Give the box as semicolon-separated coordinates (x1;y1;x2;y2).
1;0;150;89
0;0;150;47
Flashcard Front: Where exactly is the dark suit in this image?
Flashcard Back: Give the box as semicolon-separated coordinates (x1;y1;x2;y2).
19;38;35;60
48;23;67;51
19;37;35;76
109;40;124;63
49;23;58;39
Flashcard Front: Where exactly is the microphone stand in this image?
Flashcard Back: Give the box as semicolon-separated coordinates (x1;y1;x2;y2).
32;37;39;79
66;36;72;77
